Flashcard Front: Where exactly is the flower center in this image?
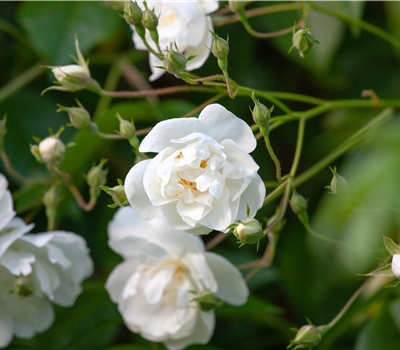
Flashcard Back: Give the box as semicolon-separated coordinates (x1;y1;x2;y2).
161;12;175;26
178;178;198;191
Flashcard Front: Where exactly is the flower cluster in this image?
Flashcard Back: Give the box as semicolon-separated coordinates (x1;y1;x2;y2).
106;207;249;350
130;0;219;81
0;173;93;348
106;102;265;347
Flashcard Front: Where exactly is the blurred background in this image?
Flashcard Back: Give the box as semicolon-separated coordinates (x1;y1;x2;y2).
1;1;400;349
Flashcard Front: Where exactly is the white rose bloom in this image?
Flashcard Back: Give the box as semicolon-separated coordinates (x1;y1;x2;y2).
392;254;400;279
0;173;93;348
106;207;248;350
131;0;219;81
125;104;265;235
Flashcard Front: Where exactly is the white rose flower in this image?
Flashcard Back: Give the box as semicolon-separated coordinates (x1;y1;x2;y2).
131;0;219;81
0;173;93;348
392;254;400;279
106;207;249;350
125;104;266;235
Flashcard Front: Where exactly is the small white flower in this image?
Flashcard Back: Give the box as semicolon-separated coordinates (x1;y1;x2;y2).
0;173;93;348
125;104;265;235
392;254;400;279
38;136;66;164
106;207;248;350
131;0;219;81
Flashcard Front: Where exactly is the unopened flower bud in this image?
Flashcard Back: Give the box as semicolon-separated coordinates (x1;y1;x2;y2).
87;159;108;199
116;113;135;139
328;166;349;196
37;136;66;165
290;190;308;215
43;186;60;210
124;0;143;25
250;92;273;127
392;254;400;280
234;218;263;247
288;325;322;349
57;102;91;129
52;65;91;92
229;0;245;14
211;32;229;60
101;182;129;208
164;43;187;75
142;2;158;30
191;290;219;312
288;25;320;58
13;276;35;297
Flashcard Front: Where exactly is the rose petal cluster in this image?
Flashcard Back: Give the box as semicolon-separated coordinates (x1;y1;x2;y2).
125;104;265;235
106;207;248;350
131;0;219;81
0;173;93;348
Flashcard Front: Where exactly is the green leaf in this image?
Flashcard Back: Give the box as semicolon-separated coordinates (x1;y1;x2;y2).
384;280;400;288
17;2;122;64
103;345;151;350
361;264;394;277
186;55;197;61
383;236;400;256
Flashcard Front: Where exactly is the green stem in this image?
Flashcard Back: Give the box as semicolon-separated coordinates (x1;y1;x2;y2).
261;125;283;183
222;70;235;99
324;277;371;331
226;7;298;39
0;62;45;105
293;108;393;188
214;3;301;26
309;2;400;51
289;116;306;177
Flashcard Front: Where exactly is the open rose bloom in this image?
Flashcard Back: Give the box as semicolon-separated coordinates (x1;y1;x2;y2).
106;207;249;350
0;173;93;348
131;0;219;81
125;104;265;235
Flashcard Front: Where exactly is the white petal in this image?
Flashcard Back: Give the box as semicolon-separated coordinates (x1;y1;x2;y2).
198;104;257;153
144;264;177;304
139;119;200;153
164;311;215;350
0;249;35;276
106;260;141;303
236;174;266;221
221;139;260;176
185;16;213;72
6;295;54;339
109;235;148;260
200;187;233;231
162;201;194;231
125;160;161;220
0;218;33;258
0;304;13;348
392;254;400;279
202;1;219;14
149;53;166;82
204;252;249;306
0;178;15;232
34;260;60;300
185;225;213;236
184;252;217;293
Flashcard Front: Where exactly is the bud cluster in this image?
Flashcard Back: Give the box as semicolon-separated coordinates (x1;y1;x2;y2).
288;324;323;349
57;100;91;129
250;92;273;128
